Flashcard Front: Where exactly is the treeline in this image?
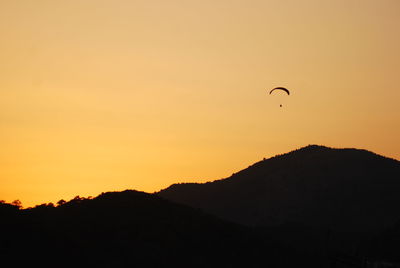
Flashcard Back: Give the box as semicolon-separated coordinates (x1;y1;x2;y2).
0;190;312;268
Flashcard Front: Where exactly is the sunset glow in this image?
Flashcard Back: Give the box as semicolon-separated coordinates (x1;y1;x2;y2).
1;0;399;207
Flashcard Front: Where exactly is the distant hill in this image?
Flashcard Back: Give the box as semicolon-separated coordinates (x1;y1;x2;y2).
158;145;400;259
0;190;308;268
158;145;400;232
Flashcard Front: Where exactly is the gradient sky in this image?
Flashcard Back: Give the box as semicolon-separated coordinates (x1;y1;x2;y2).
1;0;399;207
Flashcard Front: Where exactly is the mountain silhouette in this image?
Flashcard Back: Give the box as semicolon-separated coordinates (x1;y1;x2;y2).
2;145;400;266
158;145;400;232
158;145;400;260
0;190;309;268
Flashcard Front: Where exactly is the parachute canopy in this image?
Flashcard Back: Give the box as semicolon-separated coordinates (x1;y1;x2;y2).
269;87;290;95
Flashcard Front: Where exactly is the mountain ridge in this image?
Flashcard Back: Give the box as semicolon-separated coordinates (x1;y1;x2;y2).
1;189;305;267
2;144;400;265
162;144;397;189
158;144;400;233
156;144;400;260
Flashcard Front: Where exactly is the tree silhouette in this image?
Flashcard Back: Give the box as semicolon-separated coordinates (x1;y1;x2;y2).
11;200;22;209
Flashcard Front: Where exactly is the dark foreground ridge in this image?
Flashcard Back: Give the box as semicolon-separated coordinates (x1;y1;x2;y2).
158;145;400;264
1;145;400;267
0;190;309;268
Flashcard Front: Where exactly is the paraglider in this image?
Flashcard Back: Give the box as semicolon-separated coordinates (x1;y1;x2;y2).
269;87;290;107
269;87;290;95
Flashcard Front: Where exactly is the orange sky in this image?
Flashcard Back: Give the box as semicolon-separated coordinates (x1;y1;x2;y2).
1;0;399;207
